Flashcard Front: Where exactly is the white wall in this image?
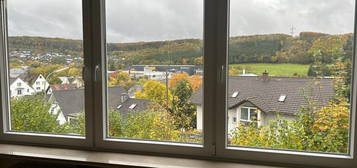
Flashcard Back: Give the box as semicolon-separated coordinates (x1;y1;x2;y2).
196;105;203;130
9;78;35;97
32;74;49;92
195;102;297;135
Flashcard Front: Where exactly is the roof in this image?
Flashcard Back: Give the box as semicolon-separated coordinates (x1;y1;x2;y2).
9;78;17;85
52;86;127;117
115;98;151;116
50;84;78;91
190;76;334;115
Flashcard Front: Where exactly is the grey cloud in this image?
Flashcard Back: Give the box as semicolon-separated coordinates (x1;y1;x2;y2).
230;0;355;36
6;0;355;43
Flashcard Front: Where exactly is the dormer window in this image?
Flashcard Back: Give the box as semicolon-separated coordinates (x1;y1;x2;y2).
129;104;137;110
278;94;287;102
232;91;239;98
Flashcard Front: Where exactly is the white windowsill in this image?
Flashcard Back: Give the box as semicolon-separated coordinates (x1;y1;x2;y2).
0;144;286;168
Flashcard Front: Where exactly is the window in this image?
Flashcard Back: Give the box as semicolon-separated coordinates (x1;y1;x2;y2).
240;107;257;122
128;104;137;110
105;0;204;145
0;0;356;168
231;91;239;98
278;94;287;102
1;0;86;137
225;0;356;163
17;82;21;87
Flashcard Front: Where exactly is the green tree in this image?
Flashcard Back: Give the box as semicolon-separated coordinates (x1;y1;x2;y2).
11;95;66;134
135;80;172;107
171;79;196;129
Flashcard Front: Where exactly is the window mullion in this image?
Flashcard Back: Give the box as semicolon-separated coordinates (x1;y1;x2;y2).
214;0;229;156
82;0;106;147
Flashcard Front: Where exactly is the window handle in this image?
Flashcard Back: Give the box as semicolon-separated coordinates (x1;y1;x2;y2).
94;64;100;82
219;65;225;83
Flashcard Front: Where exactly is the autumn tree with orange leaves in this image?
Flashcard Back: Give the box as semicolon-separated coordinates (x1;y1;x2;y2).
169;73;202;92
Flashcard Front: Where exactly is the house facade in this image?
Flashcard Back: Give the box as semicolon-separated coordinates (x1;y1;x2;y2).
191;74;334;134
9;78;35;97
31;74;49;92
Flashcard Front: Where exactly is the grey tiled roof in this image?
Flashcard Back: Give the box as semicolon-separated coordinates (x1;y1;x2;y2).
52;86;127;117
191;76;334;115
114;98;151;116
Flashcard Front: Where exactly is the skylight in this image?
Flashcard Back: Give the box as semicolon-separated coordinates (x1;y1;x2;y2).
232;91;239;98
278;95;287;102
129;104;137;109
117;105;122;109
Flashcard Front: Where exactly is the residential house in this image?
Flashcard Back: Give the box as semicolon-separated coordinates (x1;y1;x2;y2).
191;73;335;134
58;76;84;88
31;74;49;92
9;77;35;97
48;86;149;124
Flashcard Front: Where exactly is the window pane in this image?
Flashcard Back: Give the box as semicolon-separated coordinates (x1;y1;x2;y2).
106;0;203;144
227;0;354;154
241;108;249;121
6;0;85;136
249;109;257;121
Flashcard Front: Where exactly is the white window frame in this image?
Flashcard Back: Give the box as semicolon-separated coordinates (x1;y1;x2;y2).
240;107;257;122
215;0;357;167
0;0;93;148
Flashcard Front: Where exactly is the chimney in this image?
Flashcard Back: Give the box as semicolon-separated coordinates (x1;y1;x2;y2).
262;70;269;81
121;93;129;103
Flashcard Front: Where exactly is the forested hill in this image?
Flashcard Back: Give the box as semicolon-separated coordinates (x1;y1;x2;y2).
8;32;353;65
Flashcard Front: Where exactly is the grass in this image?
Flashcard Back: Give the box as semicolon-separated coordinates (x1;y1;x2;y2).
229;63;310;77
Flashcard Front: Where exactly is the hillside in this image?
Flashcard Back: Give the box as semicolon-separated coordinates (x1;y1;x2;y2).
8;32;353;66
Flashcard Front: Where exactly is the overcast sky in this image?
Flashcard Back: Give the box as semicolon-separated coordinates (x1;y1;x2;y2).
7;0;355;43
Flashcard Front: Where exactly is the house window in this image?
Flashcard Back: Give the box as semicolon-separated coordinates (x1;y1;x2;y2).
17;89;22;95
128;104;136;110
17;82;21;86
240;107;257;122
232;91;239;98
36;81;40;85
278;94;287;102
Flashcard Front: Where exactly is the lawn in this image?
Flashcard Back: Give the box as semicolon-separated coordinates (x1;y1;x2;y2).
229;63;310;77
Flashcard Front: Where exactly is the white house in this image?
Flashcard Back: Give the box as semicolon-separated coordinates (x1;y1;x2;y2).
9;78;35;97
191;74;335;135
31;74;49;92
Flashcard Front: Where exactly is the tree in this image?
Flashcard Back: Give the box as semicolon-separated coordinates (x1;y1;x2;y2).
171;80;196;129
194;56;203;65
108;72;135;90
108;110;123;137
169;73;202;92
135;80;172;106
11;95;66;134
